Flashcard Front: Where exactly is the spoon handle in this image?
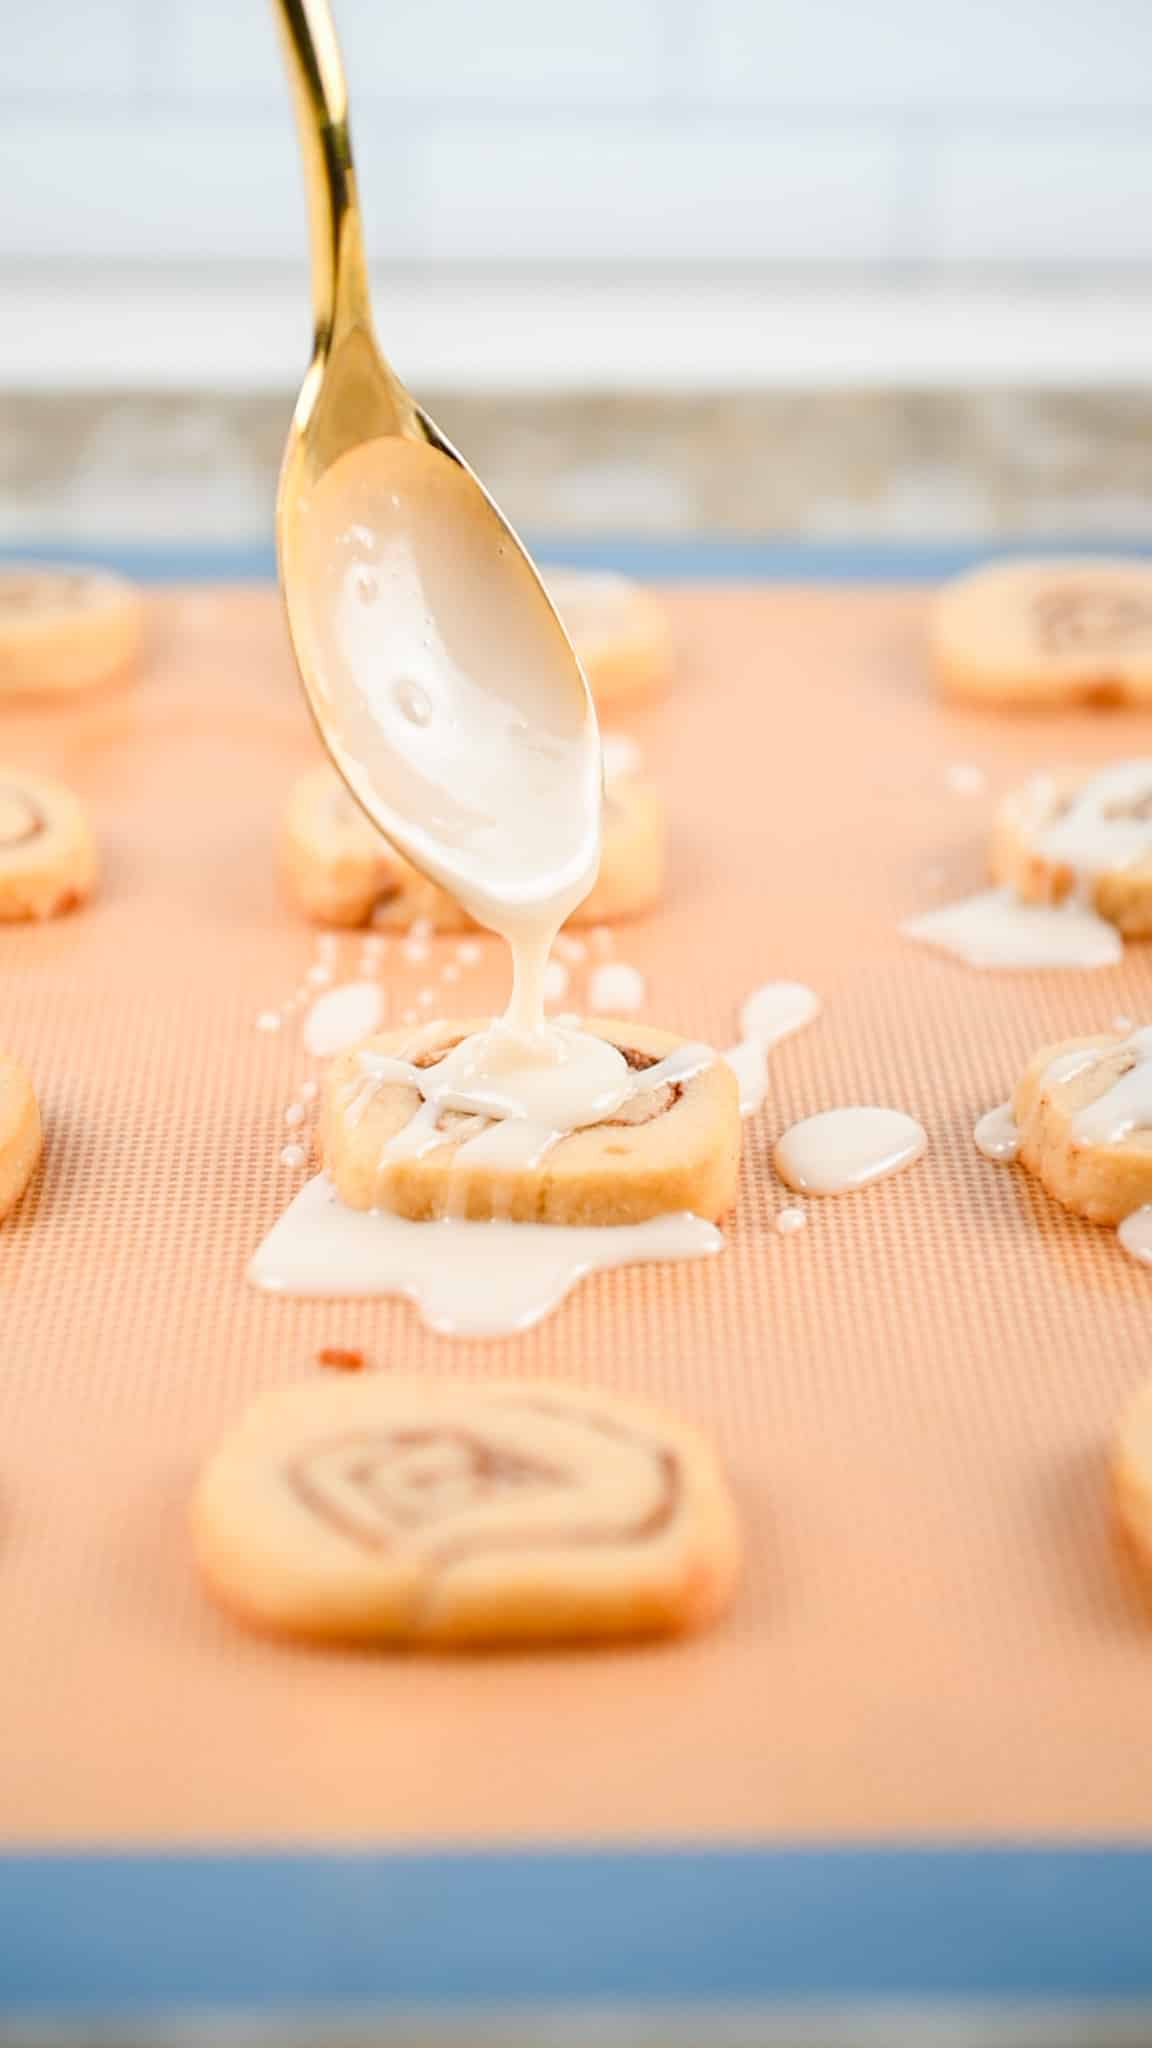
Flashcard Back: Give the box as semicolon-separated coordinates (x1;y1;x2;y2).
272;0;373;351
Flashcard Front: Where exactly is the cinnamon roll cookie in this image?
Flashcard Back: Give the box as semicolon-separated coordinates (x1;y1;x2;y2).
0;771;97;921
194;1375;741;1647
933;558;1152;707
991;760;1152;937
0;1056;41;1222
319;1017;741;1226
544;568;671;709
997;1029;1152;1227
0;565;144;696
282;760;665;931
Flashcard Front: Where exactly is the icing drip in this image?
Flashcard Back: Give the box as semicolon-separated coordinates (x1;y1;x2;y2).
588;962;645;1014
304;981;384;1058
351;1027;715;1176
249;1175;721;1335
902;888;1121;970
1118;1206;1152;1265
1064;1025;1152;1146
1021;760;1152;883
724;981;821;1117
974;1103;1021;1164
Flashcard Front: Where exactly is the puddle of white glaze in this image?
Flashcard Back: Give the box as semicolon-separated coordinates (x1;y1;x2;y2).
249;1174;722;1336
902;887;1122;971
775;1106;927;1195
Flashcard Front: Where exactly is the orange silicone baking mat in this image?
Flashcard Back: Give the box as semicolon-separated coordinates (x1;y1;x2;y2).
4;577;1152;1847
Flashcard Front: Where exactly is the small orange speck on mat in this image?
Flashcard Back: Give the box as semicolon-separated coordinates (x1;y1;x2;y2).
316;1345;367;1372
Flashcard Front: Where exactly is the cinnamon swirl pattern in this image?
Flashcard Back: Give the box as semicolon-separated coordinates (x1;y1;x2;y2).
194;1376;741;1647
0;770;97;921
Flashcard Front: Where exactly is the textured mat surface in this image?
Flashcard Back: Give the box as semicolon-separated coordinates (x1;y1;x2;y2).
2;582;1152;1844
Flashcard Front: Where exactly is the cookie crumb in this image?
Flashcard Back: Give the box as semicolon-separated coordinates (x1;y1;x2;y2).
316;1345;366;1372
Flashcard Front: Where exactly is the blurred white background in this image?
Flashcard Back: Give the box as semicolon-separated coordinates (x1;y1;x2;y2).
5;0;1152;391
4;0;1152;544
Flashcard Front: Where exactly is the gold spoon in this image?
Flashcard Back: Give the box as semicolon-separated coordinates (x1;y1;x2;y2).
271;0;601;940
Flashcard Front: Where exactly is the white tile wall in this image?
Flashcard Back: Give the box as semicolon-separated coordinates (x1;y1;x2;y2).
5;0;1152;270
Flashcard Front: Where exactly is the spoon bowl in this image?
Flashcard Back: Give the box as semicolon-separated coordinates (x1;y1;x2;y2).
272;0;600;936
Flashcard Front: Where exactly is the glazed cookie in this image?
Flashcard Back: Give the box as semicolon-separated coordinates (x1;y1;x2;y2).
932;558;1152;707
545;569;671;708
1010;1028;1152;1225
319;1016;741;1226
0;771;97;921
194;1375;741;1648
282;760;665;931
0;565;144;696
991;760;1152;936
0;1056;41;1222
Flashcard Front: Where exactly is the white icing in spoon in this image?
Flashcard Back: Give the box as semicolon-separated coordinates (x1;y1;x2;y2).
303;980;384;1058
902;887;1121;970
775;1106;926;1195
974;1102;1021;1164
249;1175;721;1335
724;981;822;1116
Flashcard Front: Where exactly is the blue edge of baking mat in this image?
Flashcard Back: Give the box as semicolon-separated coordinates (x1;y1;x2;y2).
3;531;1152;2021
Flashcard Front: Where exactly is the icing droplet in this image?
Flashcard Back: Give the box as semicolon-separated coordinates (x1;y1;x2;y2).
543;959;570;1004
1119;1206;1152;1265
249;1175;722;1336
554;934;587;964
304;980;384;1058
724;981;821;1116
441;961;461;984
280;1144;308;1168
588;962;645;1014
298;1079;319;1103
601;733;642;784
284;1103;306;1128
945;762;987;796
255;1011;281;1033
739;981;821;1050
457;940;483;965
307;962;333;987
775;1207;807;1235
403;936;429;963
394;678;433;727
974;1102;1021;1164
902;888;1122;971
775;1106;927;1196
